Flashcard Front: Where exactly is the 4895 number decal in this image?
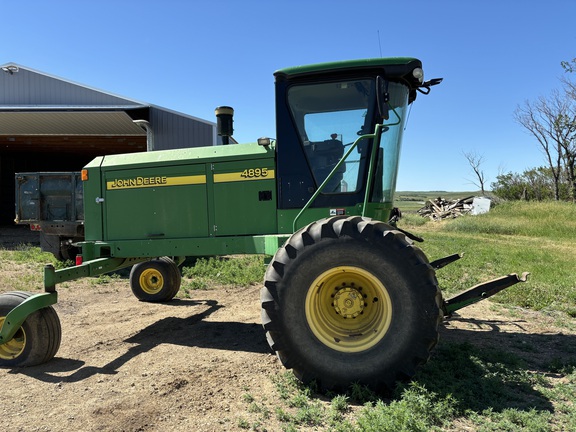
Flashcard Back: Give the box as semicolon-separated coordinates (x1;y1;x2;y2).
241;168;269;178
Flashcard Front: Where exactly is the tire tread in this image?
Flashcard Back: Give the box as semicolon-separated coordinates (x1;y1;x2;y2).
260;216;442;393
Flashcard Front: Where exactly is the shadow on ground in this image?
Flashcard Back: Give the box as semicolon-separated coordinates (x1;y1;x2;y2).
410;314;576;414
9;298;270;383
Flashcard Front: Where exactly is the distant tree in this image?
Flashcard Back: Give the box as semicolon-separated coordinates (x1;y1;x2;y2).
523;167;559;200
491;172;526;200
491;166;568;201
514;90;570;200
463;150;486;195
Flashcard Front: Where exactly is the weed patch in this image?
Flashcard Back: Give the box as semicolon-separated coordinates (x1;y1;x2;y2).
180;255;265;293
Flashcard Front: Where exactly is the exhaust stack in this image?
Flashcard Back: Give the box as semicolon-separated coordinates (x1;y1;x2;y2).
215;106;234;145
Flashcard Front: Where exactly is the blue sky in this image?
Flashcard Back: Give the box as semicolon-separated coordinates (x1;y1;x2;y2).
3;0;575;191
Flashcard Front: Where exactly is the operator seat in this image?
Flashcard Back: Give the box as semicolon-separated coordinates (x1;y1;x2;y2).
304;133;346;193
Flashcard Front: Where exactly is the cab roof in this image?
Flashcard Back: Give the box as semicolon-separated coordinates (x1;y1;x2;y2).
274;57;421;79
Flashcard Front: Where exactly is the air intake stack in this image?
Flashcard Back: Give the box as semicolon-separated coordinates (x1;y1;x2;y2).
215;106;234;145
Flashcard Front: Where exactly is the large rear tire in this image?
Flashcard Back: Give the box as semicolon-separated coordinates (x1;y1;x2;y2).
261;216;442;392
0;291;61;367
130;257;181;302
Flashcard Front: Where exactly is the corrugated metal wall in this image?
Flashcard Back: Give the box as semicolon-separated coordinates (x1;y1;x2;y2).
150;107;215;150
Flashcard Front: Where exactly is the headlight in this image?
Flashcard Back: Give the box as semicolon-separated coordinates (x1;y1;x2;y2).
412;68;424;83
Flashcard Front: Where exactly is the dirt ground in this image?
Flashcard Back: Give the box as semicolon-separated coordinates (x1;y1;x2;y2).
1;265;575;431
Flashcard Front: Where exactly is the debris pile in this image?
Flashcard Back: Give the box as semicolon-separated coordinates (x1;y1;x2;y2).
417;196;475;220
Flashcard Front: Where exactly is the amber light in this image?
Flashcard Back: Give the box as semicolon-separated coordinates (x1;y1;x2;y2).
81;169;88;181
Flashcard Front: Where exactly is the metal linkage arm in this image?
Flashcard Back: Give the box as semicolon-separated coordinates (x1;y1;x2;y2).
443;272;530;316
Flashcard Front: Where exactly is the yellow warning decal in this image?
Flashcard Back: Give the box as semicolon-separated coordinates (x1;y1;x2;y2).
107;174;206;190
214;168;275;183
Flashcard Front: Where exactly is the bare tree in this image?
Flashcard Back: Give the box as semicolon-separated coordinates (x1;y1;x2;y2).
561;58;576;99
560;58;576;201
510;59;576;202
514;92;567;200
463;150;486;195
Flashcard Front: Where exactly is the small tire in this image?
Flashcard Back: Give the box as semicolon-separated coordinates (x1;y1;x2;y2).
261;216;442;393
130;257;181;302
0;291;61;367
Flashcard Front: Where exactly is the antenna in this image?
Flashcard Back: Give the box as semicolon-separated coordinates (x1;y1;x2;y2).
377;30;383;57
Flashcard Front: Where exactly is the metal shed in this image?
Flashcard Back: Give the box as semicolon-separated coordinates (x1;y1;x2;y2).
0;62;217;225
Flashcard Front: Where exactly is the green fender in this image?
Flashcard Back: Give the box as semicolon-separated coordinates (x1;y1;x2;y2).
0;292;58;344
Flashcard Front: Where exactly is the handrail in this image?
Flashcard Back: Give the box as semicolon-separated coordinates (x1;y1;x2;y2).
291;104;403;232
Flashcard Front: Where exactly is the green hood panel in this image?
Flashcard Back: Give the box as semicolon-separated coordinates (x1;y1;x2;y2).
86;142;275;171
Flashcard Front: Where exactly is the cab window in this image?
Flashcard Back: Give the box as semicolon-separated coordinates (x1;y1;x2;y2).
287;79;375;193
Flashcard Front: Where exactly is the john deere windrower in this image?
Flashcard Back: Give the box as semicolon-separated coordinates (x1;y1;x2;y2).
0;58;528;392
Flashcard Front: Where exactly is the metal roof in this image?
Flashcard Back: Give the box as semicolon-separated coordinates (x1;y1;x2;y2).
0;62;215;127
1;62;145;106
0;111;147;136
0;62;217;149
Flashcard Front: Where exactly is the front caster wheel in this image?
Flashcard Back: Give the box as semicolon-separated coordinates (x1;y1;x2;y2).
0;291;61;367
130;257;181;302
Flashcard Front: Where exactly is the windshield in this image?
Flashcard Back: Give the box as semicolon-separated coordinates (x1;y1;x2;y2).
373;82;410;203
287;79;375;193
287;78;410;203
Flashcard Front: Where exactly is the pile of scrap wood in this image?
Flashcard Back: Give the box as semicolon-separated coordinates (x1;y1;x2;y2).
417;196;475;220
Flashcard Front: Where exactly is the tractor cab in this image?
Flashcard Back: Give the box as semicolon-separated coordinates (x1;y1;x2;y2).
274;58;440;221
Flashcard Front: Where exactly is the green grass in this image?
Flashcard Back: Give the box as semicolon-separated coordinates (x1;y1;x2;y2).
0;245;70;291
0;243;59;266
238;346;574;430
399;200;576;315
269;372;357;430
441;201;576;240
179;255;265;294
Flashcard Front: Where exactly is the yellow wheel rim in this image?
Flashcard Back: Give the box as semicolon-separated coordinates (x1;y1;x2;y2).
0;317;26;360
139;268;164;295
305;266;392;353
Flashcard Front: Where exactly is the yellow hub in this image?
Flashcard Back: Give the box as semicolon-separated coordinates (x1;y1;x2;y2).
139;268;164;295
0;317;26;360
305;266;392;353
333;287;365;318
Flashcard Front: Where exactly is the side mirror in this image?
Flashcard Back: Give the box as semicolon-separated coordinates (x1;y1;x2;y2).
417;78;443;95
